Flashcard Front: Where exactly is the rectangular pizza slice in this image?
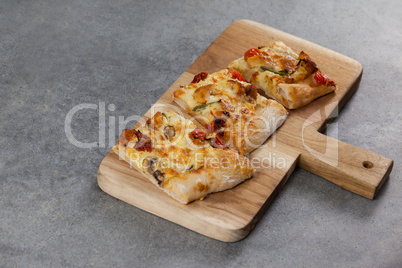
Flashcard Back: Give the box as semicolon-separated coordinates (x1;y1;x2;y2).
172;69;288;155
113;111;255;204
228;41;337;109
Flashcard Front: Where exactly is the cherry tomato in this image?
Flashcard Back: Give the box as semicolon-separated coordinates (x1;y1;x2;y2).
244;48;261;60
228;70;246;82
314;72;329;85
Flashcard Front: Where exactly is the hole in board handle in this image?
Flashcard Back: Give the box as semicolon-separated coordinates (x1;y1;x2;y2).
363;161;374;169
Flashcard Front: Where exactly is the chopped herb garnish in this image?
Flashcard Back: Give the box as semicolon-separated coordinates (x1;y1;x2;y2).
162;113;168;120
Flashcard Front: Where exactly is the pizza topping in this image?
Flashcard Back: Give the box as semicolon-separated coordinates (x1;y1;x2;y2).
146;112;164;130
134;131;153;152
228;80;246;96
118;129;137;147
152;170;164;185
245;84;258;101
189;128;207;145
146;118;152;126
280;56;299;71
193;84;212;104
228;80;257;102
142;157;153;170
154;112;164;128
244;48;261;60
143;157;164;184
214;116;226;130
228;70;246;82
172;88;186;99
214;123;228;141
193;99;221;111
313;72;335;86
191;72;209;83
260;65;292;76
208;137;228;149
163;125;175;140
190;128;206;140
223;110;230;117
313;72;327;85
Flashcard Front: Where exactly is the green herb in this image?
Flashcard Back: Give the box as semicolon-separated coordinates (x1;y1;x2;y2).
192;99;221;111
260;66;291;76
162;113;168;120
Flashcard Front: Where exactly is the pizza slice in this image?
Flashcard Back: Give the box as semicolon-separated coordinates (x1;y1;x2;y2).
172;69;288;155
228;41;337;109
113;111;254;204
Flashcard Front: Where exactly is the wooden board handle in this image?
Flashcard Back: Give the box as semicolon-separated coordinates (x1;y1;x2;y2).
299;130;393;199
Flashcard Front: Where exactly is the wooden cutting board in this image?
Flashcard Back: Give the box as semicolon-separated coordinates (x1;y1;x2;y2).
97;20;393;242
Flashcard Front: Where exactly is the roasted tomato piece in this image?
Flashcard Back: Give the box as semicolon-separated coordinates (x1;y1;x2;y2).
190;128;207;145
228;70;246;82
314;72;330;85
244;48;261;60
191;72;209;83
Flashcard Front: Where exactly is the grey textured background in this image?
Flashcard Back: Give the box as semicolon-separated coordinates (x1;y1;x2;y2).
1;0;401;267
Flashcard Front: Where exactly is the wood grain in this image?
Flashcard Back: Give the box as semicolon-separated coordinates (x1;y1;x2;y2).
97;20;393;242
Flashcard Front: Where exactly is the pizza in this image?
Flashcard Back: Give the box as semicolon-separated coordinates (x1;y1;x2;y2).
112;42;336;204
172;69;288;155
228;41;337;109
113;111;254;204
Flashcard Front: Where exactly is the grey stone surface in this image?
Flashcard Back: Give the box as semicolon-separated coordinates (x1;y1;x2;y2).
1;0;401;267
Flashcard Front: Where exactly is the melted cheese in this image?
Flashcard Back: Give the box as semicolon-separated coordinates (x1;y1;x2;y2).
172;69;287;155
115;111;235;178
